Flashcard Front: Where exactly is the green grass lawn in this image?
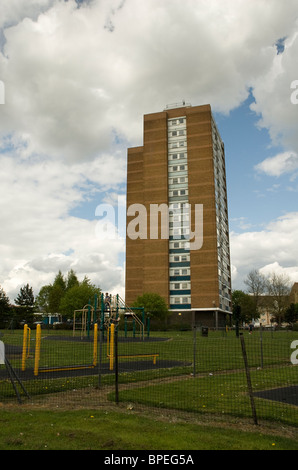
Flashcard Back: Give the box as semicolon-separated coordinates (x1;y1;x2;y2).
1;328;297;427
2;328;297;371
0;407;297;450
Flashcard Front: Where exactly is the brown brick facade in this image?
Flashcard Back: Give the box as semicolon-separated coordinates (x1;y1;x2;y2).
126;104;232;325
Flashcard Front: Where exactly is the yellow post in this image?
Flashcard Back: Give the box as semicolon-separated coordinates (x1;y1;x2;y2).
21;324;28;371
93;323;98;366
109;323;115;371
34;324;41;376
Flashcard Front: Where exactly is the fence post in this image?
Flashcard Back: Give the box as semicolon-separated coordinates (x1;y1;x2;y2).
193;325;197;377
34;324;41;376
21;324;28;371
240;334;258;425
93;323;98;366
98;324;104;388
114;322;119;404
260;323;264;369
109;323;115;370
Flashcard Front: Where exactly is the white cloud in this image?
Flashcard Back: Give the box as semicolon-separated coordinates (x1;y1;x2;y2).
1;0;298;301
255;151;298;177
230;212;298;289
250;20;298;155
0;0;54;30
259;262;298;282
0;150;126;301
1;0;298;163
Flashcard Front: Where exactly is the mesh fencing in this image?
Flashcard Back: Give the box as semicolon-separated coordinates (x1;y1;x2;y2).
0;326;297;426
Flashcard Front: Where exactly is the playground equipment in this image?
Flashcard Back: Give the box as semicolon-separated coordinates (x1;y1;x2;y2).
19;294;153;377
21;324;31;371
72;293;146;340
20;323;99;377
73;304;95;339
20;323;43;376
106;322;159;371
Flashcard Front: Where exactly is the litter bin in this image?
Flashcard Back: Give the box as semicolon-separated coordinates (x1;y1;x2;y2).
201;326;208;337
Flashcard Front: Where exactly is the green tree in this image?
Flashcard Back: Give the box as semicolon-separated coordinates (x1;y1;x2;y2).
15;283;35;308
0;286;10;326
59;277;101;318
48;271;66;312
35;285;52;313
133;293;169;324
66;269;79;290
284;303;298;327
14;284;35;324
232;290;255;324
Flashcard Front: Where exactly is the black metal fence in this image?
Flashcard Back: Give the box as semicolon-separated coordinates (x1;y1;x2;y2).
0;327;297;426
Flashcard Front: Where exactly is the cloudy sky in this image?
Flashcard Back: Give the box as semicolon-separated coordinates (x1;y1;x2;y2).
0;0;298;302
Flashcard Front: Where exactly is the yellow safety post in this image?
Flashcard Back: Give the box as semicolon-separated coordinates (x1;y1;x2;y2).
93;323;98;366
109;323;115;371
21;324;29;371
34;324;41;376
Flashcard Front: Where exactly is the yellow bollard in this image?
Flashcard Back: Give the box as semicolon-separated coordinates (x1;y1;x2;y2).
34;324;41;376
109;323;115;371
93;323;98;366
21;324;28;371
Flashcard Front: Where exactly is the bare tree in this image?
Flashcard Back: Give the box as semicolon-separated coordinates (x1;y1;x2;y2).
266;273;291;325
244;269;266;319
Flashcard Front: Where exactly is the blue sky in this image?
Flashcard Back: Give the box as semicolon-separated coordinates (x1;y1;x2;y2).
0;0;298;301
215;94;285;231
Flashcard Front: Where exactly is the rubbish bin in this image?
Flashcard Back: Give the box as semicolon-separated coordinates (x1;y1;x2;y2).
201;326;208;337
